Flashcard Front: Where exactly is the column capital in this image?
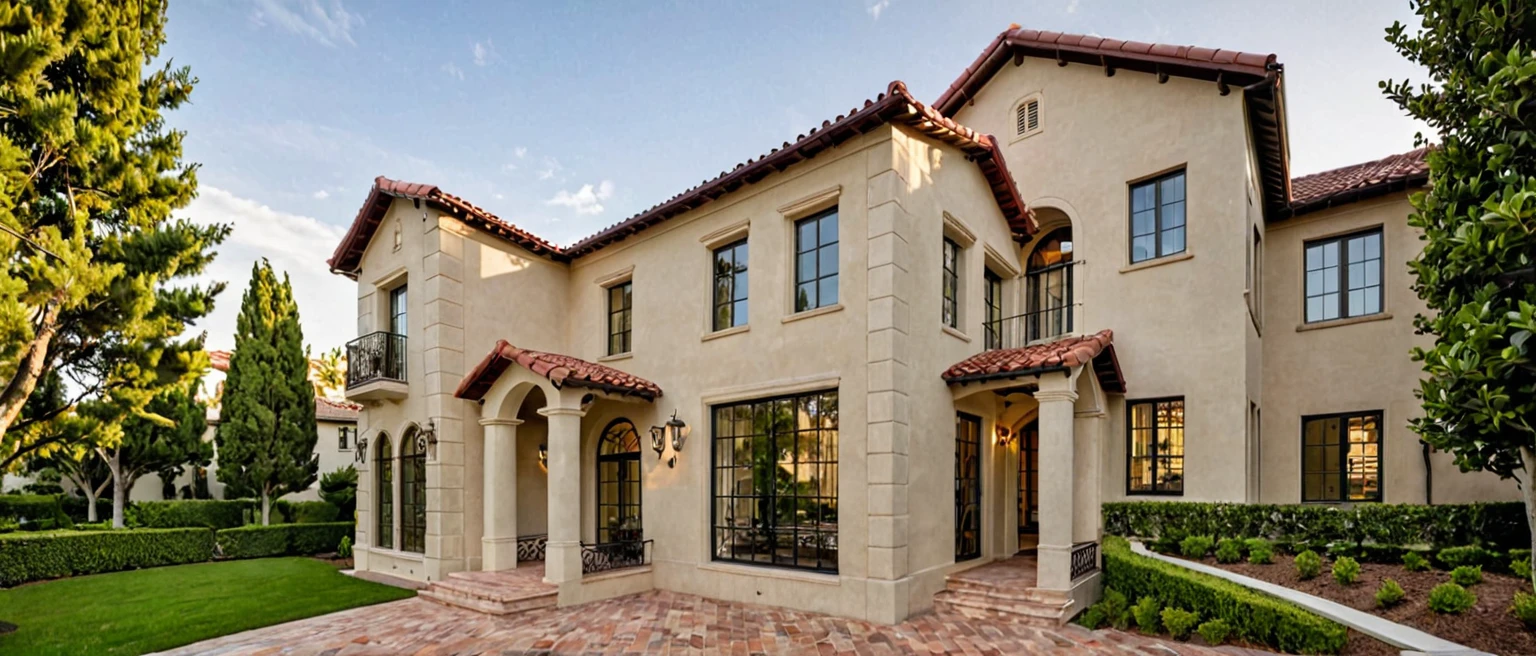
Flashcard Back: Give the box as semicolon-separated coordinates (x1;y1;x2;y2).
1034;389;1079;404
537;406;587;418
479;417;524;427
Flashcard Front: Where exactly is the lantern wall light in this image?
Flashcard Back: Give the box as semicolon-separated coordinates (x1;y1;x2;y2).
650;410;689;468
537;442;548;469
996;425;1013;448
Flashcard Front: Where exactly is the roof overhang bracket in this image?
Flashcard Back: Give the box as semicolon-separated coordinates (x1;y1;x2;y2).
1055;49;1067;67
1101;55;1115;77
1157;66;1169;84
1216;72;1231;96
1014;50;1026;66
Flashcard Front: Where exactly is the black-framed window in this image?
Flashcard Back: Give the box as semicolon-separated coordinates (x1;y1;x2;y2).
339;425;356;451
1127;397;1185;495
1129;171;1186;263
711;389;838;572
389;285;408;335
1302;411;1382;503
712;239;749;331
607;281;632;355
942;237;960;329
955;413;982;561
1304;229;1382;323
596;419;642;543
793;208;839;312
983;270;1003;349
400;431;427;554
375;434;393;549
1018;421;1039;537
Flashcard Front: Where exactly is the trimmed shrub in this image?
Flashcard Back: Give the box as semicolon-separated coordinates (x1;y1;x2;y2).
0;528;213;586
1078;606;1106;629
1512;557;1530;581
1450;565;1482;586
1132;596;1161;633
59;496;112;524
216;522;354;559
1427;582;1476;614
1161;607;1199;640
1103;537;1346;654
1214;538;1243;564
1375;579;1405;607
1327;541;1364;561
1246;538;1274;564
1179;535;1215;559
338;535;353;558
1097;587;1131;630
1437;545;1492;569
287;501;341;524
135;500;252;530
1196;619;1230;645
0;495;71;531
1332;556;1360;585
1512;592;1536;628
1403;551;1431;572
1294;550;1323;580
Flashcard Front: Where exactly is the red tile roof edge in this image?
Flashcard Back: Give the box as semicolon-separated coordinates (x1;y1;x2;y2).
1281;147;1430;218
941;329;1125;393
455;340;662;402
316;396;362;422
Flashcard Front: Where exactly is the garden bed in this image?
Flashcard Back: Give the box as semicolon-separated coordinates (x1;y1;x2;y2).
1178;552;1533;655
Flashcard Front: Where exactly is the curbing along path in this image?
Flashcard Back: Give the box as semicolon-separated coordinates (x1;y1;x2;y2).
1128;541;1489;656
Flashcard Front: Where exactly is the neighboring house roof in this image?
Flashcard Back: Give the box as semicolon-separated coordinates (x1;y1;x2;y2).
209;349;231;372
456;340;663;402
316;397;362;423
942;329;1126;394
1280;147;1430;219
327;80;1034;276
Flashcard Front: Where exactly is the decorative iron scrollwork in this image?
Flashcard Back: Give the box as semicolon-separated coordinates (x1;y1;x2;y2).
354;436;369;464
1070;540;1099;580
580;539;652;574
516;534;547;562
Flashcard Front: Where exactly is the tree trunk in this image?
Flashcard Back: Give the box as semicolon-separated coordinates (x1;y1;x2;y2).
0;297;63;440
83;485;98;523
109;450;126;529
261;491;270;526
1522;446;1536;590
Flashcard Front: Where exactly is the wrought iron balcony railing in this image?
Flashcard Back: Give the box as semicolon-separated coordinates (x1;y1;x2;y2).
346;331;406;388
581;539;653;574
981;260;1080;350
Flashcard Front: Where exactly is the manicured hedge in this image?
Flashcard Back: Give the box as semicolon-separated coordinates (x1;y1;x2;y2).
216;522;354;560
0;495;71;530
1103;536;1347;654
274;500;341;524
1103;501;1528;552
0;528;214;586
136;500;253;530
59;495;112;524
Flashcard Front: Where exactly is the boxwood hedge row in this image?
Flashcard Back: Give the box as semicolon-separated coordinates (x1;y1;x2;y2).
1103;501;1527;552
0;528;215;586
215;522;354;560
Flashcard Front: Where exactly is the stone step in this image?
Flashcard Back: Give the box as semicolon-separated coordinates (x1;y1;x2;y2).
419;576;558;616
419;586;558;616
932;590;1071;628
941;578;1062;604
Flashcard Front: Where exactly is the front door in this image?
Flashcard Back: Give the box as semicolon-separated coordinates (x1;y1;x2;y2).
1018;420;1039;552
955;413;982;562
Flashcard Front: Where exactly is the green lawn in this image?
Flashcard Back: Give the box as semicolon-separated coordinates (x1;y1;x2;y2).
0;557;415;655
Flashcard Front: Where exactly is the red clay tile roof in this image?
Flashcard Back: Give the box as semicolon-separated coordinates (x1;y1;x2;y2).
316;397;361;422
209;350;231;372
942;329;1125;394
455;340;662;402
1282;147;1430;218
328;81;1033;274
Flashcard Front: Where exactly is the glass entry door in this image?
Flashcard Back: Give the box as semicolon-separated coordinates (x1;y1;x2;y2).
1018;420;1039;549
597;420;642;543
955;413;982;562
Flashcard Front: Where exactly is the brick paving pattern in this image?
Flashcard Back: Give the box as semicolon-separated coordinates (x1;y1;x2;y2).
158;590;1270;655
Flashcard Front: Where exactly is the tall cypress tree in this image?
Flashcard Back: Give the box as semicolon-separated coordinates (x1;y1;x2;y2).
217;260;318;524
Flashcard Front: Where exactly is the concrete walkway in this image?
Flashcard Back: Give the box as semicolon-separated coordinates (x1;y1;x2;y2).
1129;541;1487;656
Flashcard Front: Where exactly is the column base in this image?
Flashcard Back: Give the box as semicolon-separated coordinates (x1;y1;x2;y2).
1036;542;1073;591
543;540;583;584
865;577;913;624
482;536;519;571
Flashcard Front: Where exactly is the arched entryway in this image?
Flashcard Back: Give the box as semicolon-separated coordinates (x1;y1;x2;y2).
1025;225;1074;342
595;419;642;544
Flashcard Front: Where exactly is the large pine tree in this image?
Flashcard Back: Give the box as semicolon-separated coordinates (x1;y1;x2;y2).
217;261;318;524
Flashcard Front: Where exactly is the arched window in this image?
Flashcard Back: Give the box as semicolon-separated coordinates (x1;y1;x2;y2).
1026;226;1074;341
375;434;393;550
596;419;642;544
400;428;427;554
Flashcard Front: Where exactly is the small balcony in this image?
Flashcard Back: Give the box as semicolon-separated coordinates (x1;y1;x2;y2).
984;260;1081;350
345;331;407;401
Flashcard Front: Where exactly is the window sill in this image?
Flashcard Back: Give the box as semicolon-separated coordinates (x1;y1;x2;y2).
698;561;841;586
1295;313;1392;332
782;303;844;324
598;352;634;363
702;325;749;342
1119;251;1193;273
942;325;972;343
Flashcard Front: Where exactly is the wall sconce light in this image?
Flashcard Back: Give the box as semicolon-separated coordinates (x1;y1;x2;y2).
417;419;439;461
649;425;666;459
650;411;689;468
996;425;1013;448
354;436;369;464
667;412;690;454
537;442;548;469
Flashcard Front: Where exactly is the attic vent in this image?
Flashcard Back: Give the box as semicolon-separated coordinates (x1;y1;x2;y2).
1015;98;1041;137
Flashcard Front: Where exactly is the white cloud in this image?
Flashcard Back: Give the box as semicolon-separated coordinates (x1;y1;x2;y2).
501;162;518;173
545;180;615;216
312;189;330;199
177;187;356;354
250;0;362;48
536;157;563;181
1065;0;1080;13
493;193;505;200
472;39;496;66
442;62;465;81
867;0;890;20
515;147;528;159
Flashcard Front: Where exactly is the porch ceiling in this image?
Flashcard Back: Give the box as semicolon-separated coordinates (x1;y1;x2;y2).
455;340;663;402
941;329;1125;394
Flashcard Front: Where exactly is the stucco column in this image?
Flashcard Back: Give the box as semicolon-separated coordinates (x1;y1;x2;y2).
1072;410;1106;545
539;406;585;585
480;418;521;571
1034;385;1078;591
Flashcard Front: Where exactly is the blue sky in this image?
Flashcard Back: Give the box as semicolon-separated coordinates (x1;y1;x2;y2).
165;0;1429;353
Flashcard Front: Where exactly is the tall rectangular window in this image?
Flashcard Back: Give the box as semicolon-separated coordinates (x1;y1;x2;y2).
711;389;838;572
794;208;839;312
1302;411;1382;502
607;281;632;355
942;238;960;329
712;239;749;331
338;426;355;451
1127;397;1185;495
1129;171;1187;263
1305;229;1382;323
389;285;408;335
401;435;427;553
954;413;982;561
983;270;1003;349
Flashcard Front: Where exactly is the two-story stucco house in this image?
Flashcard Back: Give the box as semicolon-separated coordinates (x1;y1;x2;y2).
325;26;1519;626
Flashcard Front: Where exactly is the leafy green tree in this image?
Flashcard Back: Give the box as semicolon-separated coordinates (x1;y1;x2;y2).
21;371;109;520
320;465;358;519
1384;0;1536;585
217;261;318;524
96;383;210;527
313;347;346;399
0;0;228;471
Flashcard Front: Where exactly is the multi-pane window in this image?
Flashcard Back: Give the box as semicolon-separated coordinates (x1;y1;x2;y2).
954;413;982;561
712;239;749;331
711;389;839;572
375;435;393;549
1302;411;1382;503
1129;171;1187;263
983;270;1003;349
942;238;960;329
1305;229;1382;323
389;285;408;335
793;208;839;312
400;432;427;553
607;281;633;355
1127;398;1185;495
338;426;356;451
596;419;642;543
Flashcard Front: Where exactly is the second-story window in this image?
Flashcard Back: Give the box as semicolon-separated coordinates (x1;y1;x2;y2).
390;285;408;335
607;281;632;355
1305;228;1382;323
712;239;748;331
1129;170;1186;264
338;425;355;451
942;238;960;329
983;270;1003;349
794;208;839;313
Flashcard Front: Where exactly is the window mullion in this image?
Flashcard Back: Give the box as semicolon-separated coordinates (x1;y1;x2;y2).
1153;181;1163;258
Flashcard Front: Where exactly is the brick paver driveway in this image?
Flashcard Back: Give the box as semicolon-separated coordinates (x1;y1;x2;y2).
158;590;1264;655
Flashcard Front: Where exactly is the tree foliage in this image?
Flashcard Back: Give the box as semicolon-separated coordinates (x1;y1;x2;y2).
99;383;210;527
319;465;357;519
0;0;228;471
216;260;318;524
1383;0;1536;586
